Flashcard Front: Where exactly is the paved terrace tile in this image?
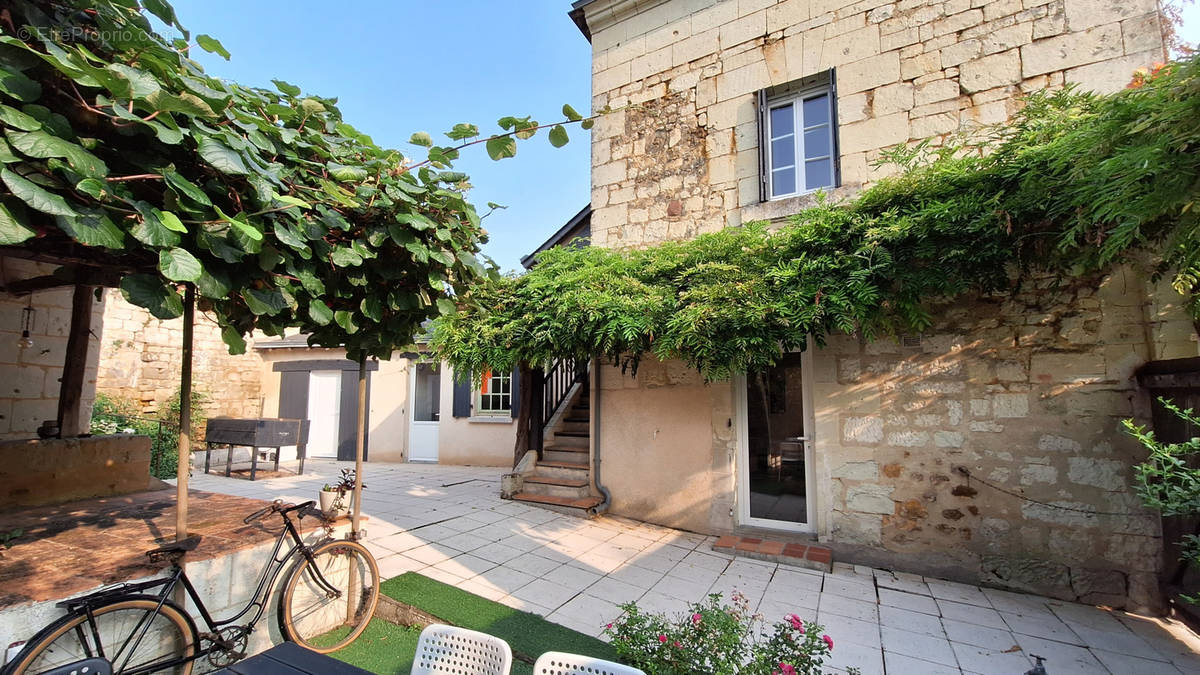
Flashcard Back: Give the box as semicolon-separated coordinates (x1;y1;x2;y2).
186;460;1200;674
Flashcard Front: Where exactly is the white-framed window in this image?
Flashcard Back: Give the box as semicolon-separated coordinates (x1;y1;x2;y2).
759;73;838;200
475;369;512;416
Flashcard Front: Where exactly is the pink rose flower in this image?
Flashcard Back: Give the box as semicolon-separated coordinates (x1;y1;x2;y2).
786;613;804;632
673;641;680;648
692;612;702;625
774;662;796;675
605;623;613;629
658;634;667;643
822;634;834;650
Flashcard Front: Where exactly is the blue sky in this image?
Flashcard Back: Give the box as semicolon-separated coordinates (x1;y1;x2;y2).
169;2;1198;271
1181;2;1200;47
170;0;592;273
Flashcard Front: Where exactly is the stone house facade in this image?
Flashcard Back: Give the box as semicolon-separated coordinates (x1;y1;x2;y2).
571;0;1193;610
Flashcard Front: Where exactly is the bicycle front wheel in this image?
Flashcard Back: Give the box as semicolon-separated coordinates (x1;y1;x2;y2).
5;596;196;675
279;539;379;653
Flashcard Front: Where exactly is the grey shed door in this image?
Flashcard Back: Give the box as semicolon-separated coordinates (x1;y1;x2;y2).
277;365;370;462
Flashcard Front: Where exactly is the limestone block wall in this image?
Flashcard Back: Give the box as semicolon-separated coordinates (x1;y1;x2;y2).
97;290;264;420
595;267;1198;609
582;0;1166;248
814;268;1197;610
0;257;103;440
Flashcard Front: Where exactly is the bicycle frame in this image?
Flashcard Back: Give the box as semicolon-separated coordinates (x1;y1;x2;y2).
59;507;341;675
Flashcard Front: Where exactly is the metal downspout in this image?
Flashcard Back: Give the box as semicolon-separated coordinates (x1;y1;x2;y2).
588;358;611;516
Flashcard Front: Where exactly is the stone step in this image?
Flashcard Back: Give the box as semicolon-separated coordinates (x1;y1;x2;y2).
551;432;588;448
524;475;589;488
563;416;589;424
543;446;587;464
558;421;589;434
535;460;590;481
522;475;592;499
512;491;603;517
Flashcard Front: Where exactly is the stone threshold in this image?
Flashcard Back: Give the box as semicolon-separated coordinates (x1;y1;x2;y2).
713;535;833;572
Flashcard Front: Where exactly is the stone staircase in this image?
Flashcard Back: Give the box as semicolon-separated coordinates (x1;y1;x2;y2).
511;384;603;516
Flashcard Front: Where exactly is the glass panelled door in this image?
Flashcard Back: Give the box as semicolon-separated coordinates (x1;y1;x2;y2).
408;363;440;462
741;352;812;529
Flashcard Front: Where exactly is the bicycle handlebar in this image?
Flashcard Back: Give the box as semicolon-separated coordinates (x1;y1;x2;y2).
243;499;318;524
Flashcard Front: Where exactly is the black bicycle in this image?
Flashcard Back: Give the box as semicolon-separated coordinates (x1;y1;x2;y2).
2;500;379;675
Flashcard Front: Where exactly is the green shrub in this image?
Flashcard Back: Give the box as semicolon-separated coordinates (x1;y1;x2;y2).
90;389;208;480
604;593;857;675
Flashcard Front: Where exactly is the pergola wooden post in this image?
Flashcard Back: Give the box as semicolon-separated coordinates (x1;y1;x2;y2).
176;285;195;544
56;284;96;437
350;354;366;539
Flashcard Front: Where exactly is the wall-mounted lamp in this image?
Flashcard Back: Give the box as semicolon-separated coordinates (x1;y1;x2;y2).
18;296;34;349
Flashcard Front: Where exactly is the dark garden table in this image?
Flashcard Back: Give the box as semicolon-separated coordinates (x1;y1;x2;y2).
212;642;373;674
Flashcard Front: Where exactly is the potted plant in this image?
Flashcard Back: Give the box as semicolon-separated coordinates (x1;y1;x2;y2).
318;483;340;516
319;469;365;518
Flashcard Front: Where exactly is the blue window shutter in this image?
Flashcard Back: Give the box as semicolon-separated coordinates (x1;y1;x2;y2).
452;370;472;418
511;367;521;419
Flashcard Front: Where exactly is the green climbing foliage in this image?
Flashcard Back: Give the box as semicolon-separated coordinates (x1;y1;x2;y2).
1126;399;1200;602
433;56;1200;380
0;0;588;360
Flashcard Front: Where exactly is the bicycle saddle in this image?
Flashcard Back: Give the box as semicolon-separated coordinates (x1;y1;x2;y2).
145;535;202;563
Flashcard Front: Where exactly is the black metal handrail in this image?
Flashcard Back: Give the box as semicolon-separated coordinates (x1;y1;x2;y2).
531;357;588;458
542;357;586;428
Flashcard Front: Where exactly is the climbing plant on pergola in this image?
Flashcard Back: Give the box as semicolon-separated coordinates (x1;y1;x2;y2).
0;0;591;359
0;0;589;536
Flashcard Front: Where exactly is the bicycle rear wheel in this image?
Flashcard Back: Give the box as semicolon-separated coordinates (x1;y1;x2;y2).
5;596;196;675
279;539;379;653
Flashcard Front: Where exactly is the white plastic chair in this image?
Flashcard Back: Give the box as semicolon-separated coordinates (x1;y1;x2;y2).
533;651;646;675
411;623;513;675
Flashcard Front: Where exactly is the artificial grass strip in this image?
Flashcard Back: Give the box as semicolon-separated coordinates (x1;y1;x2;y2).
329;619;420;674
380;572;620;664
330;618;535;675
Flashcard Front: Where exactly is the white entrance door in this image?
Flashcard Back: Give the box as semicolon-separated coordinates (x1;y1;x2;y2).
736;349;816;533
306;370;342;458
408;363;440;462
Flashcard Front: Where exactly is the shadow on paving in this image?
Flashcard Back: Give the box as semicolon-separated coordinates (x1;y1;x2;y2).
0;488;301;609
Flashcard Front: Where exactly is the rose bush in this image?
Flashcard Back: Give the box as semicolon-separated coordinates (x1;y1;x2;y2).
603;592;859;675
